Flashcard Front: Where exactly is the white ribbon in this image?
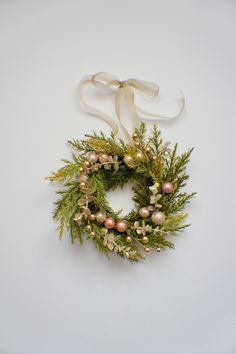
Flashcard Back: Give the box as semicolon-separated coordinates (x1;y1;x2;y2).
78;72;185;143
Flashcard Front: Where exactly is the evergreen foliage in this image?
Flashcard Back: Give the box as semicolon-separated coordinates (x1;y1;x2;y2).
46;123;195;262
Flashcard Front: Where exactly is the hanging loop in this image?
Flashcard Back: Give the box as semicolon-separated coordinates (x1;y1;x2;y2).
78;72;185;143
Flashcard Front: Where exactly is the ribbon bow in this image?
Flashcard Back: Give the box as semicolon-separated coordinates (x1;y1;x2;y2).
78;72;185;143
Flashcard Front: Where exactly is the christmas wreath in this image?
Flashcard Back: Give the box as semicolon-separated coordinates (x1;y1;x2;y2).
46;123;195;261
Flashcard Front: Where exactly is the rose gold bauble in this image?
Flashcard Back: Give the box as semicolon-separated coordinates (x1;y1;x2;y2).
99;154;109;163
95;212;106;223
116;220;128;232
104;217;115;229
139;207;150;218
162;182;174;194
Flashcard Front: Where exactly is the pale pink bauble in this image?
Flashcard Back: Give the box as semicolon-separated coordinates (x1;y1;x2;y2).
116;220;128;232
99;154;109;163
95;212;106;223
87;152;98;163
139;207;150;218
104;217;115;229
151;211;165;225
78;174;88;183
162;182;174;194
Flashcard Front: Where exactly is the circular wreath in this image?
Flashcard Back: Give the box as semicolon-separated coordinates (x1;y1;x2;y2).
47;123;195;261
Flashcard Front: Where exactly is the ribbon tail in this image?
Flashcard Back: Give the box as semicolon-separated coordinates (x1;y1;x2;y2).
78;75;119;135
135;90;185;121
124;86;141;130
115;88;134;144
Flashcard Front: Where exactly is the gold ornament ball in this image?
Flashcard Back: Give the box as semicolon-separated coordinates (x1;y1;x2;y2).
126;236;132;243
139;207;150;218
132;133;138;140
135;141;140;148
90;231;95;237
151;211;165;225
93;166;99;172
80;182;86;188
157;247;161;252
136;151;144;160
84;161;90;168
95;212;106;223
79;167;84;173
145;247;150;253
145;147;151;153
142;236;149;244
123;155;133;165
153;156;157;161
89;214;96;221
85;225;91;232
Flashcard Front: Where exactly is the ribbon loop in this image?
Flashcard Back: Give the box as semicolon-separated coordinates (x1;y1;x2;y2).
92;72;120;89
126;78;160;98
78;72;185;143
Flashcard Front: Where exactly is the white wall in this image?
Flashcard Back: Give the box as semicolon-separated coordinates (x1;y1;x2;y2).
0;1;236;353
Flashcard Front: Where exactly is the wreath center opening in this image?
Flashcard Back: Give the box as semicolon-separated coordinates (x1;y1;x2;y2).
106;182;135;216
